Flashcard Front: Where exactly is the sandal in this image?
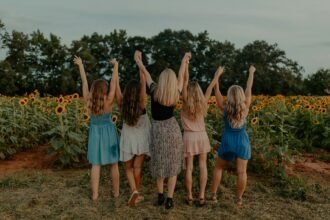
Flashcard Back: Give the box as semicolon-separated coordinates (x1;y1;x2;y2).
136;195;144;204
128;190;139;207
209;193;218;203
185;197;194;206
199;198;206;207
236;197;243;206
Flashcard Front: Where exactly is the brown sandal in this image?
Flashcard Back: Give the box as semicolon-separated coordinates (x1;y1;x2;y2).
210;193;218;203
128;191;139;207
236;197;243;206
185;197;194;206
199;198;206;207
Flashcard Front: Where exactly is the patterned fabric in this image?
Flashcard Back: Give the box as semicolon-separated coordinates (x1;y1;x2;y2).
87;113;120;165
120;113;151;162
149;117;184;178
218;110;251;161
181;111;211;157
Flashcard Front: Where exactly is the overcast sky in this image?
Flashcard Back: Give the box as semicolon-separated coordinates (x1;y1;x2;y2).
1;0;329;75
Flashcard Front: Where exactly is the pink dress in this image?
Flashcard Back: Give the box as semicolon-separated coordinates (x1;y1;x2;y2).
181;111;211;157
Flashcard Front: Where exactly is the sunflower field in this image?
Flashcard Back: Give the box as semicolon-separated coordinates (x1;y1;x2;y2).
0;91;329;175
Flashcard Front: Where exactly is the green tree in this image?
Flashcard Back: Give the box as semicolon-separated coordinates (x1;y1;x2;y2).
234;40;304;95
2;30;33;95
304;69;330;95
0;61;17;95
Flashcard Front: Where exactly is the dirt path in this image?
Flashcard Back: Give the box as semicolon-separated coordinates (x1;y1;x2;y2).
0;145;53;177
1;146;330;181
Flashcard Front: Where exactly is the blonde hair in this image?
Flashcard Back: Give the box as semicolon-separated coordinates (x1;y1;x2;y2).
182;82;207;119
88;79;108;115
226;85;246;128
154;68;179;106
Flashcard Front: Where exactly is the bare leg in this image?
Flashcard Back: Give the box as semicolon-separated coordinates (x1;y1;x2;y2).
110;163;120;197
156;177;164;194
198;153;208;200
125;158;136;192
236;158;248;205
91;165;101;200
210;157;227;198
185;155;194;201
167;176;177;198
133;155;145;190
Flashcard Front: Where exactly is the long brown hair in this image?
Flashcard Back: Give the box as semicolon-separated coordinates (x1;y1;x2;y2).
121;80;143;126
88;79;108;115
226;85;246;128
182;82;207;119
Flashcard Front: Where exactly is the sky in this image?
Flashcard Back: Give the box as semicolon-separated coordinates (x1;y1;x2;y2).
0;0;329;76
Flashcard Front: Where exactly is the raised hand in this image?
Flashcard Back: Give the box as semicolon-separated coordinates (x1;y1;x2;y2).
215;66;225;78
134;50;142;63
249;65;256;74
110;58;118;66
183;52;192;64
73;55;83;66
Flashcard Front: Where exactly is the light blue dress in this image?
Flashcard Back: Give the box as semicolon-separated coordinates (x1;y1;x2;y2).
218;110;251;161
87;113;120;165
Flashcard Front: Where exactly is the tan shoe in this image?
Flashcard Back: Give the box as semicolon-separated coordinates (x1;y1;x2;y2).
128;190;139;207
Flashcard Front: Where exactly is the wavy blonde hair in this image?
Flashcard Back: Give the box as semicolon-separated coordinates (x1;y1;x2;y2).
182;82;207;119
226;85;246;128
88;79;108;115
154;68;179;106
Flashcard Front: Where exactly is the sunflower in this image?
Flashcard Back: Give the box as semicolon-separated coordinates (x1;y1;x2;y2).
176;103;182;109
54;97;59;103
59;96;64;103
73;93;80;99
304;104;312;111
30;97;35;102
320;108;327;114
28;93;35;99
55;105;66;115
19;98;27;106
82;113;90;121
313;120;320;125
112;115;118;124
252;105;258;111
251;117;259;125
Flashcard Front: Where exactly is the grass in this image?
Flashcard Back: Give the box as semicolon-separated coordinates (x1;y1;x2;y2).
0;166;329;220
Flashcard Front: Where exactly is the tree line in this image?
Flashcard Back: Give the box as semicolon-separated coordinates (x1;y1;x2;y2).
0;19;329;96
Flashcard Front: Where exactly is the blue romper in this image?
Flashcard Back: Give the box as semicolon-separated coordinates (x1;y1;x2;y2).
218;110;251;161
87;113;120;165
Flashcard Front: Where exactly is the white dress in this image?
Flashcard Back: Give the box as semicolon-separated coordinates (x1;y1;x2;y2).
120;113;151;162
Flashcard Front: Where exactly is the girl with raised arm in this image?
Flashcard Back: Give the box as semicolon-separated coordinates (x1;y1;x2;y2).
181;59;224;206
135;50;190;210
115;53;151;207
73;56;120;201
209;65;256;206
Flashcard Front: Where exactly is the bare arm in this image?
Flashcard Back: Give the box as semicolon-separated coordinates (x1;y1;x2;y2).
182;55;191;102
177;52;191;92
73;56;89;102
108;59;119;103
205;66;224;101
214;80;225;112
139;69;147;109
245;65;256;108
115;75;123;107
134;50;154;87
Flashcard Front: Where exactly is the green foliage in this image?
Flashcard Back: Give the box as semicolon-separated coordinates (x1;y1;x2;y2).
304;69;330;95
1;19;322;96
272;175;308;201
